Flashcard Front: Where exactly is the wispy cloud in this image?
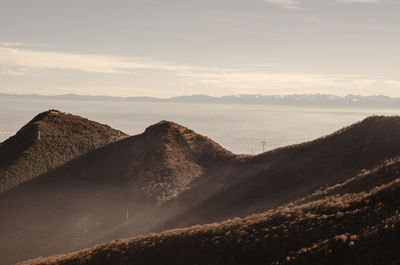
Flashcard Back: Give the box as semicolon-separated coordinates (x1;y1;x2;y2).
262;0;390;9
336;0;382;3
0;41;51;48
0;45;194;75
178;70;400;96
1;43;400;97
262;0;301;9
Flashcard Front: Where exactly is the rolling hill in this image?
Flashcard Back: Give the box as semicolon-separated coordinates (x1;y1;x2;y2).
0;119;234;264
0;110;127;192
163;116;400;227
2;113;400;264
19;158;400;265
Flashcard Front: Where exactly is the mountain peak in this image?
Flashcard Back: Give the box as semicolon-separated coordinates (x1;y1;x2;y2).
0;110;127;192
30;109;65;123
120;120;234;202
144;120;187;135
143;120;232;158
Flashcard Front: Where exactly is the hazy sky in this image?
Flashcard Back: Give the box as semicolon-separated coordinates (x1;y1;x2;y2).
0;0;399;97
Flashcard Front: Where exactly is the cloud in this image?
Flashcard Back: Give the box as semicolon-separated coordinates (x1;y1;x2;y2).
383;80;400;88
178;71;357;90
262;0;301;9
336;0;381;3
178;70;400;96
262;0;390;9
179;72;332;89
1;43;400;97
0;66;34;76
0;45;194;75
0;41;51;48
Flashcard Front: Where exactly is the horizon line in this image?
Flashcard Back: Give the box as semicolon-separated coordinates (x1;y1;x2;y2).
1;92;399;100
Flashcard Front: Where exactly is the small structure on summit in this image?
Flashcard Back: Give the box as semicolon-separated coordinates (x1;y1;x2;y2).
261;140;266;152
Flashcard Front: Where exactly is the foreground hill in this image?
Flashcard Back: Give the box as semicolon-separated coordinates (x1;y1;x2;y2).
3;114;400;264
19;158;400;265
0;110;127;192
0;119;233;264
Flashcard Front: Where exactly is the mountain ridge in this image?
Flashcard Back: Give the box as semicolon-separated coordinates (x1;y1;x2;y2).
163;115;400;228
0;115;237;264
2;113;400;264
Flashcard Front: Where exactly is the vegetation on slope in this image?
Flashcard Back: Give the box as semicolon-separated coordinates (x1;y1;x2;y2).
165;116;400;226
297;156;400;203
4;114;400;265
19;172;400;265
126;120;234;202
0;110;127;192
0;119;234;265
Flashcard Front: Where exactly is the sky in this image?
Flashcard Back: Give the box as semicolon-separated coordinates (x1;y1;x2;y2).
0;0;399;97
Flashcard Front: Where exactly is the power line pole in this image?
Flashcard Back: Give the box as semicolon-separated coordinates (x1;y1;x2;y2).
261;140;266;153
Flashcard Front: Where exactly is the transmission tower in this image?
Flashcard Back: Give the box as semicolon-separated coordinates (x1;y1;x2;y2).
261;140;266;152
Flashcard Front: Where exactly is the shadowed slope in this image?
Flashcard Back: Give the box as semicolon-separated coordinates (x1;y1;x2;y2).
4;115;400;265
295;156;400;204
126;120;233;202
23;120;234;202
19;164;400;265
0;120;233;265
165;116;400;226
0;110;127;192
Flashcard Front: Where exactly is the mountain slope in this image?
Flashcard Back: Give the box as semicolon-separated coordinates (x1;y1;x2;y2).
3;115;400;265
0;119;233;265
19;164;400;265
0;110;127;192
125;120;234;202
164;116;400;227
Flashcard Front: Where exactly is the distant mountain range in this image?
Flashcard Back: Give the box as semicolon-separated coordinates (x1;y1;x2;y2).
3;111;400;264
2;93;400;108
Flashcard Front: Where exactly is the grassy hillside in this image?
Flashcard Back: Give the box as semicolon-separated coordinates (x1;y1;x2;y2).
124;120;233;202
0;110;127;192
165;116;400;227
0;119;234;265
4;115;400;265
19;165;400;265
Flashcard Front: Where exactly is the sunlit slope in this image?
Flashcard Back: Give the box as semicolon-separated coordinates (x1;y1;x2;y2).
0;110;127;191
20;164;400;265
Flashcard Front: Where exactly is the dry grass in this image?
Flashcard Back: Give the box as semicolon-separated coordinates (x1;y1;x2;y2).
125;120;234;202
20;177;400;265
5;115;400;265
0;110;127;192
